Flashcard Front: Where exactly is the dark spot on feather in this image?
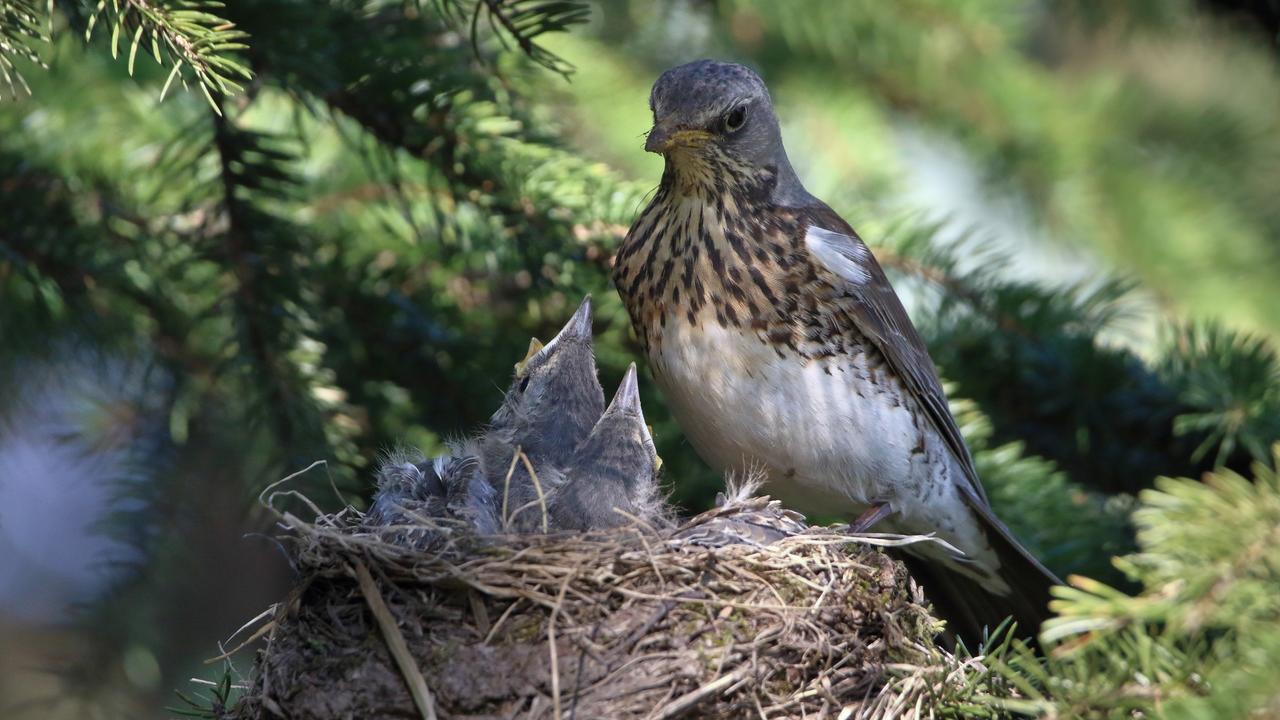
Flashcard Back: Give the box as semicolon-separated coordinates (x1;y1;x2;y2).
748;266;778;304
656;257;675;295
767;325;793;345
707;242;724;276
726;231;751;262
723;303;739;326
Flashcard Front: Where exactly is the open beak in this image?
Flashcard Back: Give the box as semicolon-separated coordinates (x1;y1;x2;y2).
644;123;713;154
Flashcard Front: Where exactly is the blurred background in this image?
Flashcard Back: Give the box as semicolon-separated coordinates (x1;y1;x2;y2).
1;0;1279;717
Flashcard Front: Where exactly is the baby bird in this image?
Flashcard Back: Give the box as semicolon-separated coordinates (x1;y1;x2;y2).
484;296;605;467
552;363;663;530
482;296;607;530
431;453;500;536
366;453;445;527
368;297;674;538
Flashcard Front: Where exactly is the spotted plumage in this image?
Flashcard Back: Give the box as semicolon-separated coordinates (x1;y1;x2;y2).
615;59;1059;645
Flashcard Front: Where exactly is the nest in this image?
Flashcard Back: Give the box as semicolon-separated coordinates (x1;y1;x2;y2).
213;472;1004;720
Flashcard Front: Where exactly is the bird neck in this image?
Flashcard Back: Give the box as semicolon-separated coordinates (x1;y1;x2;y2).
768;154;812;208
656;146;811;209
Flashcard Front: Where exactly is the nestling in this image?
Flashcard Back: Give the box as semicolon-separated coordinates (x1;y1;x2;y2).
481;296;605;530
552;363;663;530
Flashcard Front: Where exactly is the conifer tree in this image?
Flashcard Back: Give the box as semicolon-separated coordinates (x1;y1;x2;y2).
2;1;1278;717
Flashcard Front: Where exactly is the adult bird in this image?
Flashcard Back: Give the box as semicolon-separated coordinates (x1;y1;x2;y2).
613;59;1059;645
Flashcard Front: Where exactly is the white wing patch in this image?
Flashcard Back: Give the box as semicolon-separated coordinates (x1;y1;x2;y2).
804;226;871;286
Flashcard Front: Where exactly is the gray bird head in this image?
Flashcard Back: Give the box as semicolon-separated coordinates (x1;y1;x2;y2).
582;362;658;471
553;363;663;530
488;295;606;468
368;455;444;527
645;60;807;203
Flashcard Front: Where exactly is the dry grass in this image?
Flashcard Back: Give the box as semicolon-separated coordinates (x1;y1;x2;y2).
217;469;1016;719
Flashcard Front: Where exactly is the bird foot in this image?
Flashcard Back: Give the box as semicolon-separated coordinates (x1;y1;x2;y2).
849;502;893;533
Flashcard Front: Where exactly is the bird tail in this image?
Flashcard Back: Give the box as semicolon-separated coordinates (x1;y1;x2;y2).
898;528;1058;651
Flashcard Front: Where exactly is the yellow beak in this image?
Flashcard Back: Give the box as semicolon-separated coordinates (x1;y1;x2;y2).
644;125;714;154
515;337;543;375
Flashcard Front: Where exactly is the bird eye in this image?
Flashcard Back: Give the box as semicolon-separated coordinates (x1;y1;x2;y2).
518;375;531;393
723;104;747;133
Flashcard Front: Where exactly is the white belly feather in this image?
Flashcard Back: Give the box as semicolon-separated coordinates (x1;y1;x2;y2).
653;322;912;506
650;321;1003;583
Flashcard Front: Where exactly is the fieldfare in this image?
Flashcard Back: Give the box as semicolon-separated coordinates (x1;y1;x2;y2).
367;454;440;527
551;363;664;530
614;60;1059;644
481;296;606;530
367;453;490;545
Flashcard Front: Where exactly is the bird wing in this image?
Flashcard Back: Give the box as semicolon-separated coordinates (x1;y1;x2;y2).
802;206;1062;587
800;205;988;506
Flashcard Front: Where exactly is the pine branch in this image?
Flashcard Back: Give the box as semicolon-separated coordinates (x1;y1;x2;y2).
0;155;206;375
415;0;589;76
473;0;589;78
1018;450;1280;717
1159;322;1280;468
969;451;1280;718
209;105;306;458
80;0;252;111
0;0;45;97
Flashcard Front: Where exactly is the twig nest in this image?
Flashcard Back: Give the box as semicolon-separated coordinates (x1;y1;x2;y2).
229;490;956;719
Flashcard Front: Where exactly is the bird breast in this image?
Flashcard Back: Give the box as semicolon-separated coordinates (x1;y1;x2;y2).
649;318;923;513
649;317;1005;581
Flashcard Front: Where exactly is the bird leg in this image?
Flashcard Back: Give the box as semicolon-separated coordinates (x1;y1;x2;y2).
849;502;894;533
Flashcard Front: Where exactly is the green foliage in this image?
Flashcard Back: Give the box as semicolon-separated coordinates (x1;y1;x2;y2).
910;450;1280;718
1052;451;1280;639
441;0;591;78
0;0;44;95
83;0;252;110
1159;323;1280;468
0;0;252;107
953;394;1135;583
1020;449;1280;717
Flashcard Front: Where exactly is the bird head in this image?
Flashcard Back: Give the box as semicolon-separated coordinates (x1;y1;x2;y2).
644;60;791;186
583;361;665;497
556;363;662;529
489;295;606;467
